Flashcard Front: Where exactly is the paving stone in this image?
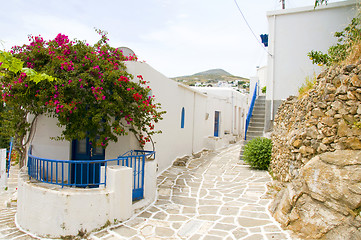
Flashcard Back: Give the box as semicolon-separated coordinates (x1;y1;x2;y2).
189;234;202;240
112;226;137;238
219;216;236;224
243;233;265;240
172;196;197;206
126;218;146;228
182;207;196;214
202;235;223;240
232;228;249;239
239;210;270;219
158;188;171;196
196;215;221;221
155;226;174;237
153;211;168;220
208;229;229;237
171;222;182;229
263;224;283;232
140;224;154;236
237;217;272;227
177;220;203;237
265;232;289;239
213;223;237;231
249;227;262;233
138;211;152;218
219;206;240;215
129;236;142;240
167;214;189;221
198;205;219;214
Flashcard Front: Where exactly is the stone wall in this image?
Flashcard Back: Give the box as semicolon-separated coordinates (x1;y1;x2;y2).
271;63;361;182
269;62;361;239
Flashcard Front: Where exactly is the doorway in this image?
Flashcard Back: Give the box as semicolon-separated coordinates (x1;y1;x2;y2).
71;138;105;187
214;111;220;137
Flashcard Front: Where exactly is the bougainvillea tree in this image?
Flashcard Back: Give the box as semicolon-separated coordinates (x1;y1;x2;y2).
0;30;164;167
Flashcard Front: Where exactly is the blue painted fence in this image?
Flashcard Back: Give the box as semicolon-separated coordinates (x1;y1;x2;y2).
245;82;258;140
27;148;155;201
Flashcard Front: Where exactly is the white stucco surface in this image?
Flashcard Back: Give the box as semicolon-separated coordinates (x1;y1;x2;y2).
16;166;132;238
0;149;7;189
266;0;357;102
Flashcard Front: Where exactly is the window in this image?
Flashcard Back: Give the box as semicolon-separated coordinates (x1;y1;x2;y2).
181;107;185;128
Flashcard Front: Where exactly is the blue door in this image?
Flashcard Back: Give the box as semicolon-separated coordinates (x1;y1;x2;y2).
71;138;105;187
214;111;220;137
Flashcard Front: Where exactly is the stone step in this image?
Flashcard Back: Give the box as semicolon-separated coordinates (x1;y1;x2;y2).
248;126;264;131
249;122;264;127
251;113;265;118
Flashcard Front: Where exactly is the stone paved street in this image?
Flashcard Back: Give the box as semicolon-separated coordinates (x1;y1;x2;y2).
0;142;294;239
90;142;293;240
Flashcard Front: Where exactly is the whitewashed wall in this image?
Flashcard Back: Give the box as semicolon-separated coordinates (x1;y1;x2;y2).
0;149;7;190
125;62;248;173
17;166;132;238
265;0;357;130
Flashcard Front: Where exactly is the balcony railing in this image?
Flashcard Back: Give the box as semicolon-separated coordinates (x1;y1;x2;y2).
27;148;155;200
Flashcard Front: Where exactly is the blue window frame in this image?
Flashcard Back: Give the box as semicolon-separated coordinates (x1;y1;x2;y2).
181;107;185;128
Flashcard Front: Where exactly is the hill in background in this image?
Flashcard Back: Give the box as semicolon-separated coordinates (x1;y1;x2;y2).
172;68;249;88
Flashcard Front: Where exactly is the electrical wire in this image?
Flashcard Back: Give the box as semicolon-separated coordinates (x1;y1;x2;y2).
233;0;272;57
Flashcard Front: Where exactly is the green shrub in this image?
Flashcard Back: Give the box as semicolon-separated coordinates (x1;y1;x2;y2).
243;137;272;170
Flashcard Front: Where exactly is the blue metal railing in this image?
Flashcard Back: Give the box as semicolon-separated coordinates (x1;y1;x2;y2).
27;147;155;201
6;137;13;177
245;82;258;140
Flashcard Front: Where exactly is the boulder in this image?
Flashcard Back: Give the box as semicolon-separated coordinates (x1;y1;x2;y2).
270;151;361;239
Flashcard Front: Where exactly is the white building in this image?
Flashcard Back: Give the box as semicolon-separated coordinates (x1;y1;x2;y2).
264;0;357;131
17;61;248;238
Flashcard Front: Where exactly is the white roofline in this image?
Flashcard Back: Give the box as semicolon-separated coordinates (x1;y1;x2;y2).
177;83;208;97
267;0;357;17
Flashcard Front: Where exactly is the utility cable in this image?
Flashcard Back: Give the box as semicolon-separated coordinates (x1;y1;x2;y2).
233;0;272;57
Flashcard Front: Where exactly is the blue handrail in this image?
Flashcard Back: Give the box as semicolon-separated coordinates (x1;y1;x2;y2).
6;137;13;177
245;83;258;140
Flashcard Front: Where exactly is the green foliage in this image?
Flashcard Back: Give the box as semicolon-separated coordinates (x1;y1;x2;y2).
0;30;165;166
243;137;272;170
314;0;327;8
308;16;361;66
298;74;317;98
261;86;266;94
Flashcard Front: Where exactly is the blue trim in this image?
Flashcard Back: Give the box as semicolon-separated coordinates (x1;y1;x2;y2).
245;83;258;140
181;107;185;128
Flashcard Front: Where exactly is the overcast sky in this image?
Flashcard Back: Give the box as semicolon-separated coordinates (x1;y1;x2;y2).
0;0;341;78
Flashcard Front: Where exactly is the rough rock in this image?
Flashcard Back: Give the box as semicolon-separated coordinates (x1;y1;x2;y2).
270;63;361;239
270;151;361;239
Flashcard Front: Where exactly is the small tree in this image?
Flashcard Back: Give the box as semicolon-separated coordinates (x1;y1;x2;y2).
0;30;165;167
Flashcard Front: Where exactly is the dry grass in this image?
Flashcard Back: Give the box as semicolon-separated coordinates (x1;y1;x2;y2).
343;40;361;65
298;74;317;99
